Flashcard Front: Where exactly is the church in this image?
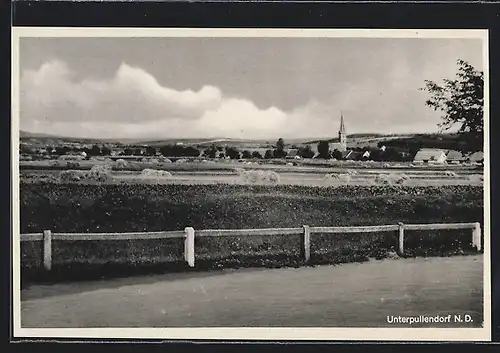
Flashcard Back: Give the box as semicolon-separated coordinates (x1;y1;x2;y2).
328;112;347;152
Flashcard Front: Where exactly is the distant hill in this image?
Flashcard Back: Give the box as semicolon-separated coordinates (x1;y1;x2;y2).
303;134;413;146
20;130;471;152
19;130;106;141
375;133;476;152
137;138;266;147
20;131;64;139
297;133;474;151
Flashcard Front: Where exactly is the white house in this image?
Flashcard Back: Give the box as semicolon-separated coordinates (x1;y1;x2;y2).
445;150;464;164
468;151;484;163
413;148;447;164
286;149;299;159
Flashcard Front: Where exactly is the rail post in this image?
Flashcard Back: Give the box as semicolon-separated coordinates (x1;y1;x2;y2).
301;225;311;262
398;222;405;256
43;230;52;271
184;227;195;267
472;222;482;252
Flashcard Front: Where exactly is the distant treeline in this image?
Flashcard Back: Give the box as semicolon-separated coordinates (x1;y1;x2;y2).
20;132;482;161
378;133;482;154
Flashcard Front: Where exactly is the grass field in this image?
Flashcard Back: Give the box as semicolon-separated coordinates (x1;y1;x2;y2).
20;183;483;283
20;183;484;233
21;255;483;328
20;156;483;188
20;170;483;187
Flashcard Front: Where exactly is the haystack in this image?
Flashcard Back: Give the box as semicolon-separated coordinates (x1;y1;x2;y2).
59;170;86;183
115;159;128;169
375;173;408;185
393;173;409;185
140;169;173;179
374;173;391;184
239;169;280;184
85;164;112;182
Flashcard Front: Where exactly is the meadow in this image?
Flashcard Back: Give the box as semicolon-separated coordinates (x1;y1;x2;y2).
20;182;484;283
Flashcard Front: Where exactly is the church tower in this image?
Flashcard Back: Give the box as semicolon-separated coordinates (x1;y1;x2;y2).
338;111;347;151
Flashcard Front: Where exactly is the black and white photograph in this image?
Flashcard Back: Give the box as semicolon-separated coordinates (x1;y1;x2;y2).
11;28;490;341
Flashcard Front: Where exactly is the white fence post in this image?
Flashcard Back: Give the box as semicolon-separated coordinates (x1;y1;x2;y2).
184;227;195;267
398;223;405;255
43;230;52;271
472;222;482;252
301;225;311;262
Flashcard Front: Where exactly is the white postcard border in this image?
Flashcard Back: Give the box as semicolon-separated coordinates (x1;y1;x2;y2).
11;27;491;342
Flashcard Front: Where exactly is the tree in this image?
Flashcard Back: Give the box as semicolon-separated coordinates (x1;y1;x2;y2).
264;149;274;159
184;146;200;157
225;146;240;159
274;138;287;158
331;149;342;160
55;146;70;156
421;59;484;152
159;145;172;157
369;149;382;162
101;146;111;156
251;151;263;159
298;145;314;159
276;138;285;152
87;144;101;156
205;144;218;159
20;144;33;154
273;149;288;159
317;141;330;159
241;150;252;159
146;146;156;156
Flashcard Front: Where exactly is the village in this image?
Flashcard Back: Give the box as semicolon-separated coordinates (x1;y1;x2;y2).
19;114;484;167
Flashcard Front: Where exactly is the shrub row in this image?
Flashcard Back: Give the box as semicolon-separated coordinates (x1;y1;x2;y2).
20;183;483;283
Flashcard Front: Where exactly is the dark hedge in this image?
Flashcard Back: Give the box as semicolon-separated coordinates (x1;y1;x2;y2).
20;183;483;284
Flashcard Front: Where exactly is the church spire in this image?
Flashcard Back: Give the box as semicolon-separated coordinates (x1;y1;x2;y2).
339;110;346;134
338;110;347;152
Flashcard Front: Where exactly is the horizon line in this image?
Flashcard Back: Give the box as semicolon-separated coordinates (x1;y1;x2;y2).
20;130;449;142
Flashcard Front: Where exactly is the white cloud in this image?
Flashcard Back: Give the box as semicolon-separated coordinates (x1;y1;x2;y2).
20;61;303;139
19;59;447;139
20;61;224;124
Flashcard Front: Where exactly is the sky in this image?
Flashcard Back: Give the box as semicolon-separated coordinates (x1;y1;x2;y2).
18;36;484;140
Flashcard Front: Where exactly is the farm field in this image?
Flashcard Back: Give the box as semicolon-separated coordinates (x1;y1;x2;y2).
21;255;483;328
20;158;483;173
20;166;483;187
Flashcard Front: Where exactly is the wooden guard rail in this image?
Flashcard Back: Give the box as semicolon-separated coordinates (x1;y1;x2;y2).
20;222;482;271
